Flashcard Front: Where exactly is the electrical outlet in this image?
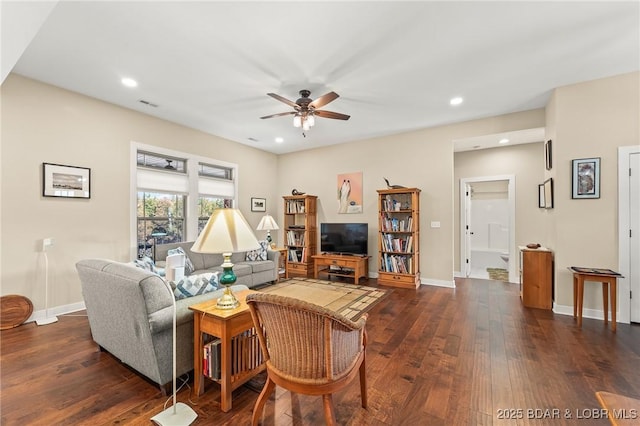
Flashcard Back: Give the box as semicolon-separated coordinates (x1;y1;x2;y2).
42;238;54;251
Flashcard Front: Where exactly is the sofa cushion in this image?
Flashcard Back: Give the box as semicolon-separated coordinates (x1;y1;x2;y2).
172;273;219;300
167;247;195;275
245;240;269;261
237;260;274;274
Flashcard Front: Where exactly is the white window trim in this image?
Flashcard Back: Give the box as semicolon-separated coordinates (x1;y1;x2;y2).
129;141;239;259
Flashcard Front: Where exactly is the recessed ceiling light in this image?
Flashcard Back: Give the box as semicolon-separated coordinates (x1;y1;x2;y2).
450;96;463;106
121;77;138;88
499;138;510;144
275;137;284;143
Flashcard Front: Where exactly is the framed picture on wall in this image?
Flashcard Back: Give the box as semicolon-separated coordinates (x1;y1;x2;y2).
251;197;266;212
545;140;552;170
543;178;554;209
572;157;600;199
42;163;91;198
538;183;545;208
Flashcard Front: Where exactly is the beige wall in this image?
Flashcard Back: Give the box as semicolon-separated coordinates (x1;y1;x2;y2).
547;71;639;312
277;109;545;285
1;74;278;311
2;71;637;319
453;142;547;273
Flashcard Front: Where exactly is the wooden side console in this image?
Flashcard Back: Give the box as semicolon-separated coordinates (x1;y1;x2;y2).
312;253;369;284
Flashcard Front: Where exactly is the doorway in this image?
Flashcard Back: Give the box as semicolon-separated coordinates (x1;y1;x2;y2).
618;146;640;324
460;175;516;283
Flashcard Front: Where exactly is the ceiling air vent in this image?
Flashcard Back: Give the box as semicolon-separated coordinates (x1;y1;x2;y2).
138;99;159;108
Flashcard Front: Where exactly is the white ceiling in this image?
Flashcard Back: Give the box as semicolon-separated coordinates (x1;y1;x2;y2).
3;1;639;154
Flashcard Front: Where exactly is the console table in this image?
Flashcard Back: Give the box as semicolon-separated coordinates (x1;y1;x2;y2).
312;253;369;284
189;289;265;412
568;267;623;332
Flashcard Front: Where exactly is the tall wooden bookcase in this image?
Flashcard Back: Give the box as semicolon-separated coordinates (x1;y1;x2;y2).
377;188;421;289
283;194;317;278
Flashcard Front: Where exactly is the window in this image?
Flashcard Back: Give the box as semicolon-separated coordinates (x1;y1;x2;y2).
137;192;185;258
137;151;186;173
132;143;238;259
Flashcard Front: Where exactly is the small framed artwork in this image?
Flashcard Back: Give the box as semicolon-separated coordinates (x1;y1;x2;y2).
251;197;266;212
545;140;552;170
572;157;600;199
543;178;554;209
538;183;545;208
42;163;91;198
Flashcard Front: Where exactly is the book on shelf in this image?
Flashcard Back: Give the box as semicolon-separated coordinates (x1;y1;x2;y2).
203;338;221;380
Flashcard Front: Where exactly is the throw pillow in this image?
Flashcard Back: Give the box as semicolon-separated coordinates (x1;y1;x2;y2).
134;256;164;276
172;273;219;300
167;246;195;275
245;240;269;261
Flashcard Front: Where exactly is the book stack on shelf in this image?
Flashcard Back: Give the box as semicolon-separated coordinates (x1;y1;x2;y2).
203;337;221;380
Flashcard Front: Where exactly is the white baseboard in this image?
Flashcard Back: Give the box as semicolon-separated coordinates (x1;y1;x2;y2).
420;277;456;288
553;303;622;324
26;301;87;324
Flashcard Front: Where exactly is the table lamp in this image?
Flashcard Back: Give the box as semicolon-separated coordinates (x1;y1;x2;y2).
256;214;279;248
191;209;259;309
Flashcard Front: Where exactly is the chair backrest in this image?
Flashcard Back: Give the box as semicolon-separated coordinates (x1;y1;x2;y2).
246;293;367;385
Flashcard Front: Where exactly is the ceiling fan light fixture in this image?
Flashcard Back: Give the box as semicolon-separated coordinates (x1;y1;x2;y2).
307;114;315;127
302;119;310;131
293;114;302;128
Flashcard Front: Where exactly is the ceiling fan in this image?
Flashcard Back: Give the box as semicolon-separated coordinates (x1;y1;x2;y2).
260;90;350;132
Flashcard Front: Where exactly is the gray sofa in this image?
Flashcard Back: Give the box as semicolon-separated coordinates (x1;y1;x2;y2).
155;241;280;288
76;258;248;392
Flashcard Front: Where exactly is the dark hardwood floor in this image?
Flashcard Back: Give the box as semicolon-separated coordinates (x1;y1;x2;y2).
2;277;639;425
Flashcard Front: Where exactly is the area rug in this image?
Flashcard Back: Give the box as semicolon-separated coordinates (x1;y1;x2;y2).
487;267;509;281
258;277;388;320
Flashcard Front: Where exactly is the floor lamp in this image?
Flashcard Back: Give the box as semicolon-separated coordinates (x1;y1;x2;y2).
151;276;197;425
191;208;260;310
36;238;57;326
256;214;279;248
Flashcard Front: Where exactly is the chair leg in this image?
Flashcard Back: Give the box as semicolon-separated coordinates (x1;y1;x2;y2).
252;375;276;426
322;394;337;426
359;357;367;408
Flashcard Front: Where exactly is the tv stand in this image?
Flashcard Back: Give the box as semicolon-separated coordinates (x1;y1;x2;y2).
312;253;369;284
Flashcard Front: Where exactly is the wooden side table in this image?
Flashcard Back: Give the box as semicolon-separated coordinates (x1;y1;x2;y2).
189;289;265;412
568;267;623;332
596;391;640;425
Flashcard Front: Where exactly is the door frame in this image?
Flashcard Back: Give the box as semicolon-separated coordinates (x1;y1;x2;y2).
618;145;640;324
459;174;517;283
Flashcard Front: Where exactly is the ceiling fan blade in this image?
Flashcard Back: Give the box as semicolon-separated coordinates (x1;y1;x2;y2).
314;110;350;120
260;111;296;119
267;93;298;108
309;91;339;109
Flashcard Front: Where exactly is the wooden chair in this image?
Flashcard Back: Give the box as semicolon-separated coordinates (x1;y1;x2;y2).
246;293;368;426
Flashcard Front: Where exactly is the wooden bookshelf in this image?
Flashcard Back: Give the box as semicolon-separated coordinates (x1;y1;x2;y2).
377;188;421;289
283;194;317;278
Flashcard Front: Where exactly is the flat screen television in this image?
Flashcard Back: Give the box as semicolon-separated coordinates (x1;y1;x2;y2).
320;223;368;256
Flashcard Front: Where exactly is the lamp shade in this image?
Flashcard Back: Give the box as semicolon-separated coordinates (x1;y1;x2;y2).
256;214;279;231
191;208;260;254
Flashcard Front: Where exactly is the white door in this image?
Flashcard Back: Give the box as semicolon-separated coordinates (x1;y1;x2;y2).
630;152;640;322
464;183;472;277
